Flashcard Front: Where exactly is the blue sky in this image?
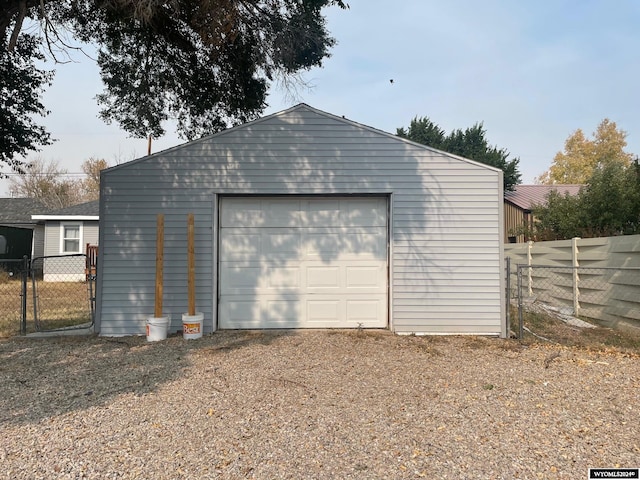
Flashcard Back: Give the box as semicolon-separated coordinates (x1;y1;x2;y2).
2;0;639;195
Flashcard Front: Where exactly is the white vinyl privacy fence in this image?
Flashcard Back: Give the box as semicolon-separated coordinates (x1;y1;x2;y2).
505;235;640;332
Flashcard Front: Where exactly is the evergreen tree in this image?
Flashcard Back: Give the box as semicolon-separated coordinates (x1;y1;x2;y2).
397;117;521;191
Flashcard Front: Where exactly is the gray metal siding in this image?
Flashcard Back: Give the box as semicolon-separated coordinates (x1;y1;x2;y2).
98;105;504;336
98;196;214;335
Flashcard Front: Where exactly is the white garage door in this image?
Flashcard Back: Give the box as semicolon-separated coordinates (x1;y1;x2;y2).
219;196;388;329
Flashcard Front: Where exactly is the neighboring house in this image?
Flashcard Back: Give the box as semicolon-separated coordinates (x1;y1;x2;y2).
0;198;47;261
32;200;99;281
97;104;506;337
504;185;582;243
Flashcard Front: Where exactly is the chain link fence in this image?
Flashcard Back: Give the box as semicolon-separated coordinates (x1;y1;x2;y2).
508;263;640;338
0;255;95;337
0;258;29;337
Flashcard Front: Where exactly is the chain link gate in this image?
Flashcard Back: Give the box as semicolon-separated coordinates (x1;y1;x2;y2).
0;254;97;335
27;254;96;333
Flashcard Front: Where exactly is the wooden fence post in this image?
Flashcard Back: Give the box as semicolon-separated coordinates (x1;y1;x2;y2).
187;213;196;316
155;214;164;318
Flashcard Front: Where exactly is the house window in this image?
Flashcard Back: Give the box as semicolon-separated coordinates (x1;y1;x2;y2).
0;235;6;254
61;223;82;253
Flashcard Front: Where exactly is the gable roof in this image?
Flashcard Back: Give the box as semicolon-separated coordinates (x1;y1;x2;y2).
0;198;48;224
103;103;503;176
505;184;583;211
31;200;100;221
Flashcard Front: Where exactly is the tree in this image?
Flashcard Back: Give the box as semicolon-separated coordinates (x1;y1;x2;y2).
80;157;109;201
8;157;109;208
537;119;633;184
579;161;640;236
529;190;583;240
531;159;640;240
0;34;54;176
8;158;82;209
397;116;522;191
396;117;445;150
1;0;347;174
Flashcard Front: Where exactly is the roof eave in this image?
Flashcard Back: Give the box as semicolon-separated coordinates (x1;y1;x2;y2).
31;215;99;221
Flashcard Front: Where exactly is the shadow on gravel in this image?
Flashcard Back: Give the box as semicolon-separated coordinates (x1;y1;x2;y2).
0;330;294;427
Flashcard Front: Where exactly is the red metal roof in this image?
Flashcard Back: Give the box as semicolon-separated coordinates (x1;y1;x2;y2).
504;184;583;210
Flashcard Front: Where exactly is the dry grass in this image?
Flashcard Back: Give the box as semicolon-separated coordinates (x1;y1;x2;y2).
0;269;14;285
516;307;640;354
0;279;92;337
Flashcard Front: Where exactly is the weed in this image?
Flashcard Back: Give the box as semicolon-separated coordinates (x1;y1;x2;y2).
521;310;640;354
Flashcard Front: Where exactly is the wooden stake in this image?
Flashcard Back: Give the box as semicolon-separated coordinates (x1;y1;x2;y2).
187;213;196;316
154;214;164;317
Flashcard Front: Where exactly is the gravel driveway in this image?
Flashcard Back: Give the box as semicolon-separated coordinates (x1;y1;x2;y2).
1;330;638;479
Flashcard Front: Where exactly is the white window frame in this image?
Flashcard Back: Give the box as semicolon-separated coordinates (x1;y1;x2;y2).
60;222;83;254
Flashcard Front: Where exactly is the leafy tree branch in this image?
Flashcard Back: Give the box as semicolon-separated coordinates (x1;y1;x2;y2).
0;0;347;174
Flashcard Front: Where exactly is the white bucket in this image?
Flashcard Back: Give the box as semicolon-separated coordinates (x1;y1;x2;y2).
146;316;170;342
182;312;204;340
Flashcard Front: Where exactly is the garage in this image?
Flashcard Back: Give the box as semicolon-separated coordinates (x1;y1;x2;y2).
96;104;506;337
218;196;388;329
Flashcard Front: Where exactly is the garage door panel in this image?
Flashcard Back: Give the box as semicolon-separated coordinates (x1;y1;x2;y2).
219;265;262;293
304;231;386;259
220;234;261;260
347;299;384;325
220;265;302;294
344;198;388;226
221;197;388;229
302;199;341;227
220;198;265;227
262;231;302;256
221;295;387;328
219;300;257;328
264;198;303;227
307;300;341;324
266;267;300;289
222;230;304;261
219;196;388;329
304;263;386;294
304;233;344;258
342;231;386;258
263;299;302;323
306;266;340;289
346;265;385;289
219;298;303;329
